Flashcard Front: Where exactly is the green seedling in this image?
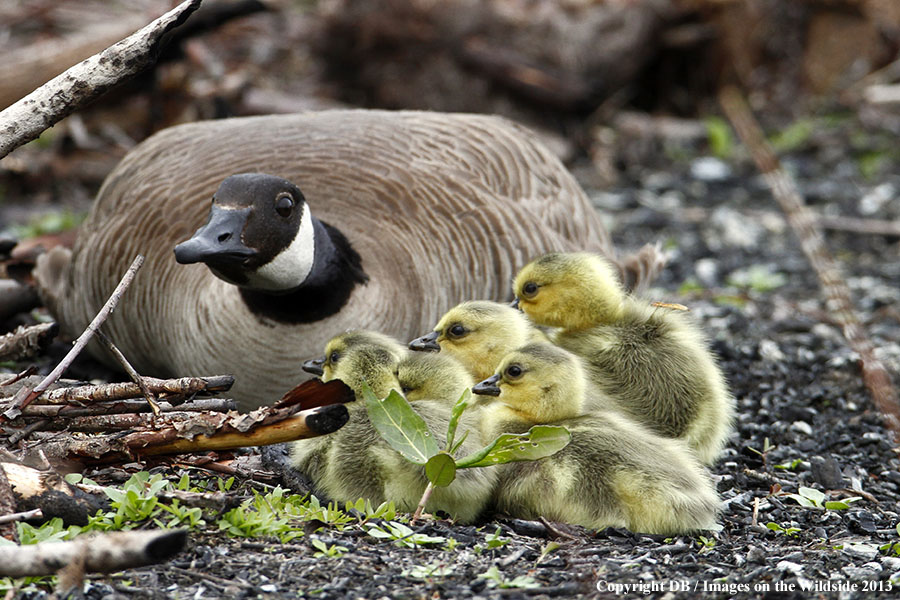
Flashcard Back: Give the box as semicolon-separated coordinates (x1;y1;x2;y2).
774;458;804;471
766;522;801;537
697;535;716;554
705;116;734;159
363;384;571;522
783;486;861;510
365;520;446;548
879;523;900;556
345;498;397;523
535;541;561;566
746;437;775;466
478;566;540;590
403;561;457;580
310;538;348;558
727;265;786;294
484;526;509;550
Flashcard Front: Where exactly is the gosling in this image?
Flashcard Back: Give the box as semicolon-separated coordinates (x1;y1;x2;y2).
409;300;546;381
473;342;721;535
513;252;735;464
291;331;494;522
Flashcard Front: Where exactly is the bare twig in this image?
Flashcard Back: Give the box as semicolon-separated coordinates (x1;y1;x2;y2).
0;529;187;578
0;0;202;160
719;86;900;435
18;398;236;418
0;366;37;388
0;508;42;526
31;375;234;405
1;255;144;423
96;330;160;416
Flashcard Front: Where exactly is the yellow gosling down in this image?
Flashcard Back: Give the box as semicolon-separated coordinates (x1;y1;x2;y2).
472;343;721;535
409;300;547;381
290;331;494;523
513;252;735;465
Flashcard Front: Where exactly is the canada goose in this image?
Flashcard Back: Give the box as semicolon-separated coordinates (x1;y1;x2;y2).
408;300;547;381
512;252;735;464
290;330;494;522
472;343;720;534
33;110;665;411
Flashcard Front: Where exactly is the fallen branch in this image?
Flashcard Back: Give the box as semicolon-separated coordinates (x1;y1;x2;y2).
0;323;59;362
1;462;105;527
0;528;187;578
719;85;900;434
0;0;202;160
27;401;237;432
96;330;161;416
1;255;144;423
29;375;234;405
0;508;42;526
0;366;38;388
17;398;236;419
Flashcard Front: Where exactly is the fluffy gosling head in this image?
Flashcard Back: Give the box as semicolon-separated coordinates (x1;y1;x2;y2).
397;352;474;404
513;252;626;330
472;342;585;423
302;330;407;397
409;300;542;380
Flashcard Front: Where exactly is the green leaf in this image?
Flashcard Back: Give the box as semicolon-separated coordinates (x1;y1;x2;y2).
456;425;570;468
363;384;439;464
445;390;471;451
824;497;861;510
425;452;457;487
799;486;826;506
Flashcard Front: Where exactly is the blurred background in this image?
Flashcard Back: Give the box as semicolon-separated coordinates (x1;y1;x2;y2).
0;0;898;268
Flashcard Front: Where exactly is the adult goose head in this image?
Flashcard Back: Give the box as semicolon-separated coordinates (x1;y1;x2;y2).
34;110;663;411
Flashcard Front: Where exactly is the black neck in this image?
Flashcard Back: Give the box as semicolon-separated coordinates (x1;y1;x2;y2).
240;218;368;324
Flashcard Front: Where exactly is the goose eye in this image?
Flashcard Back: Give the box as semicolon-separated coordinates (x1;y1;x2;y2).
401;386;412;394
275;193;294;218
522;282;539;298
505;364;523;379
329;351;340;364
448;324;467;338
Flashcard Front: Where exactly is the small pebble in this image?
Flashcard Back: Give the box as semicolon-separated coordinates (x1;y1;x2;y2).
776;560;804;575
759;339;786;362
691;157;732;181
841;562;883;580
790;421;813;436
841;543;879;561
746;547;766;564
810;455;845;489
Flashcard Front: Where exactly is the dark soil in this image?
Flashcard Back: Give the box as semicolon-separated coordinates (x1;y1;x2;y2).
3;109;899;599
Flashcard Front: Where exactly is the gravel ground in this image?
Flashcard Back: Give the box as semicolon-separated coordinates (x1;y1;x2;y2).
4;110;900;599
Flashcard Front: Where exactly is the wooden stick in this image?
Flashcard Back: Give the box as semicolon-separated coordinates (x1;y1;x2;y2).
31;375;234;405
95;330;161;416
0;0;202;160
131;404;350;457
719;85;900;434
18;398;236;418
0;508;42;526
1;255;144;423
0;323;58;362
0;529;187;578
0;366;37;388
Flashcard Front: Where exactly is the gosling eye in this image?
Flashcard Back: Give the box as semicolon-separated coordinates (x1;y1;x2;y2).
447;323;467;338
505;364;524;379
275;193;294;218
328;351;340;364
521;282;539;298
401;386;412;395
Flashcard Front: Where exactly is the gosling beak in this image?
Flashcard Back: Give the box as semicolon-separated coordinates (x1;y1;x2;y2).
409;331;441;352
174;205;257;265
472;374;502;396
301;356;326;376
509;297;521;310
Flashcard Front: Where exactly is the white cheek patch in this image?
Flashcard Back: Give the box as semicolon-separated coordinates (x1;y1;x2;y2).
246;210;316;291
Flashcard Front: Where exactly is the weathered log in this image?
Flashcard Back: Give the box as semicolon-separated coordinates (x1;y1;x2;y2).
29;375;235;405
17;397;236;418
0;528;187;578
0;323;59;362
1;462;105;526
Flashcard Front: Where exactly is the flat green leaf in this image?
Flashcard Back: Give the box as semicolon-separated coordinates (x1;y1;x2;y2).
456;425;570;468
425;452;457;487
445;389;472;451
363;384;438;464
799;486;826;506
785;494;817;508
824;497;861;510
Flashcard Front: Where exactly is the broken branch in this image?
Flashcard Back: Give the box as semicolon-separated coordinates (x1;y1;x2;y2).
27;375;234;405
0;529;187;578
0;0;202;160
1;255;144;423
